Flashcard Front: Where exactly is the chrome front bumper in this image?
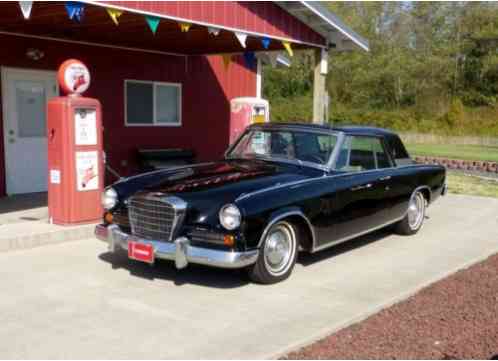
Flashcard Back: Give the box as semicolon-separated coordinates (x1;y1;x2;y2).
95;224;259;269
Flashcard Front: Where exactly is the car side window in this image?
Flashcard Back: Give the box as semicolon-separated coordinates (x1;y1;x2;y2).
372;139;392;169
387;135;412;166
335;136;392;171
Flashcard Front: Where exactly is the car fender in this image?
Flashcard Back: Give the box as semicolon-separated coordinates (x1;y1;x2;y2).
256;206;316;250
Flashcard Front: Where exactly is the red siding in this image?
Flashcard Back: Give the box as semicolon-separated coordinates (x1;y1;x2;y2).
0;34;256;196
97;1;325;46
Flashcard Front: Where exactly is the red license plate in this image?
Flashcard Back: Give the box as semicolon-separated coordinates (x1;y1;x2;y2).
128;241;154;264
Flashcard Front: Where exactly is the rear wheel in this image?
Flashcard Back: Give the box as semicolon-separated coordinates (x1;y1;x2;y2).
395;190;426;235
247;221;298;284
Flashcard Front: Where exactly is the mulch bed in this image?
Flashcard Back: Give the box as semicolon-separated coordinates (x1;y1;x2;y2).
284;253;498;360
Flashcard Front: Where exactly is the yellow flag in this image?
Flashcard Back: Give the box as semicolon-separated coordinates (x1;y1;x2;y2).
179;22;191;32
282;41;293;57
222;54;232;70
107;8;123;25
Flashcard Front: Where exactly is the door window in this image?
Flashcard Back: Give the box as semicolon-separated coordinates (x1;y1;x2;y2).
15;80;47;138
335;136;392;171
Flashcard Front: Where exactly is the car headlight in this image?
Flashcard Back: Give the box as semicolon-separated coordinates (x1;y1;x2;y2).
101;187;118;210
219;204;241;230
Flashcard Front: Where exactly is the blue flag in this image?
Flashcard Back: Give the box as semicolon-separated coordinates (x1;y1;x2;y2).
243;51;256;69
261;37;271;50
65;1;85;22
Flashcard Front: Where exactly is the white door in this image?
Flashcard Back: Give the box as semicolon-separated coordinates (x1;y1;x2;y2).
2;68;58;195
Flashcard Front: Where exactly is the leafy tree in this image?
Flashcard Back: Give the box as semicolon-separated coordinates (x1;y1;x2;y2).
263;1;498;136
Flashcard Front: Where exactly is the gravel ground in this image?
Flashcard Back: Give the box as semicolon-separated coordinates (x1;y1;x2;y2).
284;253;498;360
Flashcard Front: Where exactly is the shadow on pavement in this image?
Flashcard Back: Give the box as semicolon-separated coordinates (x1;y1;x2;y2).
98;251;250;289
98;226;396;287
298;227;393;266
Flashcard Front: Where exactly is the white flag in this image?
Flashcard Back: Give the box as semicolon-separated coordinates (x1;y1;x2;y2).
208;27;220;36
19;1;33;19
235;32;248;48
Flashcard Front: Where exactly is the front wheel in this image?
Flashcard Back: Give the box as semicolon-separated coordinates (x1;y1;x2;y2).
247;221;298;284
395;190;426;235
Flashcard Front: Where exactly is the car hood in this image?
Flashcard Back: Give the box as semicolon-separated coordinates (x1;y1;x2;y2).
114;159;324;225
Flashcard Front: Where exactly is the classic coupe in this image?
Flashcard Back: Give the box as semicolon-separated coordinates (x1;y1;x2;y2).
95;123;446;284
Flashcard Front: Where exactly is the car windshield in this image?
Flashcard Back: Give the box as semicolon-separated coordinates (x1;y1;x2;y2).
227;128;338;167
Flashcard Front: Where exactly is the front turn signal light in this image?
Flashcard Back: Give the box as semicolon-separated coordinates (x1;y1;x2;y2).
223;234;235;247
104;212;114;224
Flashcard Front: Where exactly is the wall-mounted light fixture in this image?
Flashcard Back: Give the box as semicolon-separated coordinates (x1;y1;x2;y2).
26;48;45;61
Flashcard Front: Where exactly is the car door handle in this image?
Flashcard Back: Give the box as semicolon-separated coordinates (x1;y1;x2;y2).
379;176;391;181
350;183;372;191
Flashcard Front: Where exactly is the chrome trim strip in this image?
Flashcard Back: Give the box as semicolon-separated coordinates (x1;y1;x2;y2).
256;211;316;249
310;216;405;253
236;174;328;202
95;224;259;270
236;168;386;202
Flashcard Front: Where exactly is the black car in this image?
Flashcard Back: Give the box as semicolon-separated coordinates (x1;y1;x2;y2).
96;123;446;284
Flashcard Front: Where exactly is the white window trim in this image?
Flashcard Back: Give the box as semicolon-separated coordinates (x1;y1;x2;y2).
124;79;182;127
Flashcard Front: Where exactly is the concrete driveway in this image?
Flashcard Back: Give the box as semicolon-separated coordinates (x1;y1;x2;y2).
1;194;497;359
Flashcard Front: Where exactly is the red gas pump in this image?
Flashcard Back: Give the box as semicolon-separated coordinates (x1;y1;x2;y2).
47;59;104;225
229;97;269;144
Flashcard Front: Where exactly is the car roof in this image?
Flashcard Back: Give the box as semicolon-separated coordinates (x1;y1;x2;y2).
249;122;396;137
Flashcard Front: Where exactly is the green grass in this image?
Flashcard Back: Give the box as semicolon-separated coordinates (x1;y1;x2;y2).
447;173;498;198
406;144;498;162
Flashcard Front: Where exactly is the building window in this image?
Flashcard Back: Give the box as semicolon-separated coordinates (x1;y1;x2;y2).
125;80;181;126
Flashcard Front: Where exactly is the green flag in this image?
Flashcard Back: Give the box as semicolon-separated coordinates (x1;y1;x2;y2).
146;15;160;34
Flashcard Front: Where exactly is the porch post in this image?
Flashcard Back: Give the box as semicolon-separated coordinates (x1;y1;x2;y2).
312;48;328;124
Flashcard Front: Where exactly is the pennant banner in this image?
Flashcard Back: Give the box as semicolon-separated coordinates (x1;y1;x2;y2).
222;54;232;70
65;1;85;22
234;32;247;48
146;15;160;34
106;8;123;25
282;41;293;57
179;22;191;32
261;37;271;50
19;1;33;20
243;52;256;69
207;26;220;36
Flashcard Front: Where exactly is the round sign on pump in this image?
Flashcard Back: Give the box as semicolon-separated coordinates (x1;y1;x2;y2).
57;59;91;95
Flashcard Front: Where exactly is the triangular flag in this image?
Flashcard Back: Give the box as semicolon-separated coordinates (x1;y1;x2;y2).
106;8;123;25
222;54;232;70
261;37;271;50
19;1;33;20
282;41;293;57
145;15;160;34
208;26;220;36
235;32;248;48
179;22;191;32
243;52;256;69
65;1;85;22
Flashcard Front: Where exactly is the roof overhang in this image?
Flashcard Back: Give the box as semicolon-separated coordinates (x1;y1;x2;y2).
276;1;370;52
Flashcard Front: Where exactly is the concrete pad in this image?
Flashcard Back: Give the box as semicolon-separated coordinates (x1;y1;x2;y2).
0;194;497;359
0;193;95;253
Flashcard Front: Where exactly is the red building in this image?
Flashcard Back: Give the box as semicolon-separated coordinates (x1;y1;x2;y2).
0;1;368;196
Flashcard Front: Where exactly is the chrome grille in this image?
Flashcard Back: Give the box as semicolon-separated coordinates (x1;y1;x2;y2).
128;193;186;242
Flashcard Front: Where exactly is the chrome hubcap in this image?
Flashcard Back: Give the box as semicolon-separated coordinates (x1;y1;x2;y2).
408;192;425;230
264;223;295;276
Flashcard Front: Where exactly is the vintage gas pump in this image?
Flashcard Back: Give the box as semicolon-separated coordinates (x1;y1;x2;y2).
47;59;104;225
229;97;269;144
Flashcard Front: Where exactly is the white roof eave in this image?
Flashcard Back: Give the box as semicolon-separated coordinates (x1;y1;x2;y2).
275;1;369;52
